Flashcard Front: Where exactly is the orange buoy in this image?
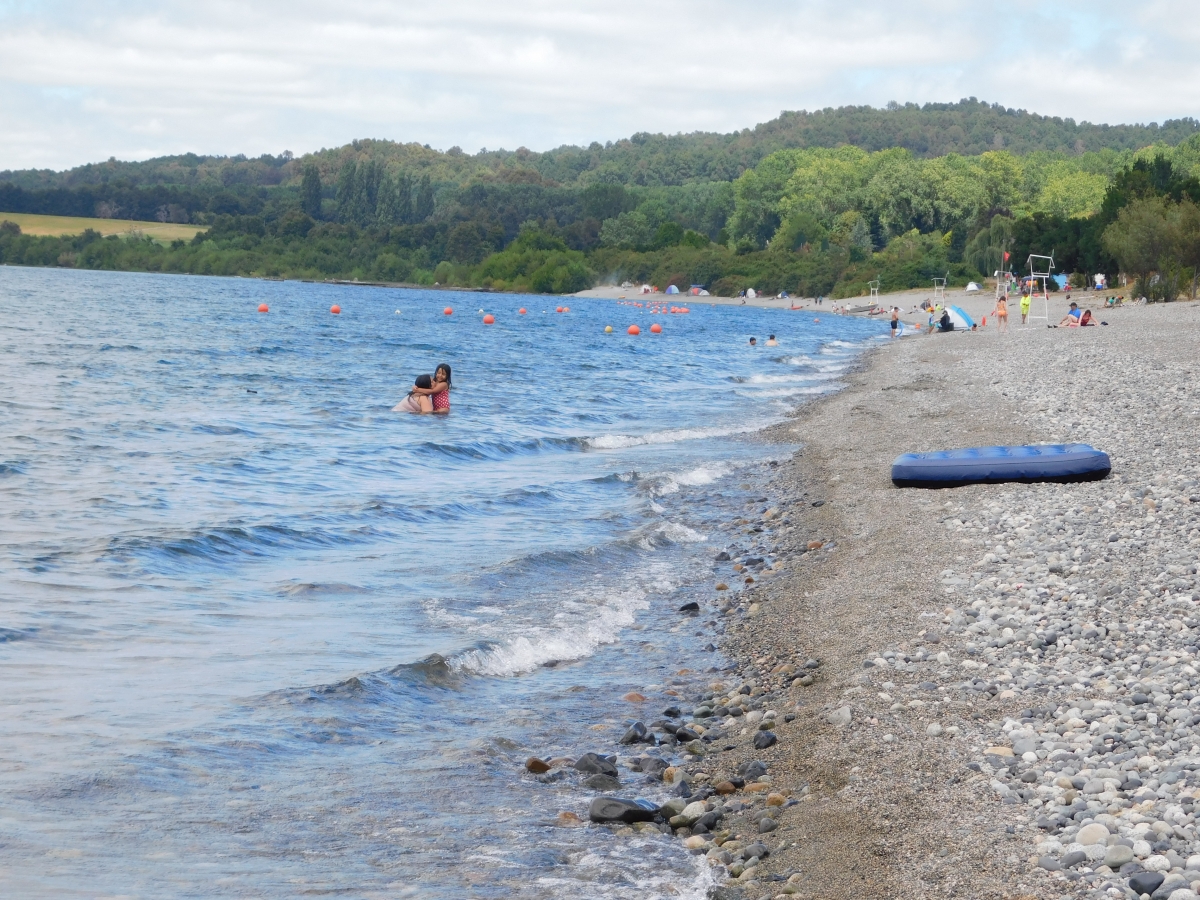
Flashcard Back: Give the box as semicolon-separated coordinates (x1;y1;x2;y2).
650;323;662;334
681;307;689;313
628;324;640;335
444;307;453;316
563;306;570;312
555;306;563;313
483;314;495;324
330;305;341;314
257;303;269;313
518;308;527;315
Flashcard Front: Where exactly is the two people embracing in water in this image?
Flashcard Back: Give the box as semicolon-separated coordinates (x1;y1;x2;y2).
394;363;452;414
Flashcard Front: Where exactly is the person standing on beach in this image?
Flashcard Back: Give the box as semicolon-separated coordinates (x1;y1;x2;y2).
890;306;899;338
1020;291;1031;324
992;295;1009;333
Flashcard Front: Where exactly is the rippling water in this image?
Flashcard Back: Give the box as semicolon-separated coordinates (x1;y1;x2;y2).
0;267;884;897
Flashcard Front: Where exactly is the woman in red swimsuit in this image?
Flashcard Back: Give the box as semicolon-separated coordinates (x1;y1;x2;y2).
408;363;452;413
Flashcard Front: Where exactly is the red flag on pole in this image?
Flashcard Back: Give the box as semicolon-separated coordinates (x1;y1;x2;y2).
1003;251;1010;261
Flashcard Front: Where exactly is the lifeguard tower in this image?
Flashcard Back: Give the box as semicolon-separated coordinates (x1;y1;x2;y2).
868;279;880;302
1025;253;1055;324
932;275;947;306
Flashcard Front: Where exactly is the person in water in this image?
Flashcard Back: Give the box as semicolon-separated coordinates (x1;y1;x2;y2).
394;374;434;413
765;334;778;346
748;337;757;346
408;363;452;413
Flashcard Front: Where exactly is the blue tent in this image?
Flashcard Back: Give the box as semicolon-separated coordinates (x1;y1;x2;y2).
947;305;975;329
665;284;680;294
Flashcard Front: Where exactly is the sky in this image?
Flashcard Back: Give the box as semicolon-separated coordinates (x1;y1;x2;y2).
1;0;1198;172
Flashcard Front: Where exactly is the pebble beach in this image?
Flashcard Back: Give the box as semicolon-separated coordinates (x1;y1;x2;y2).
544;298;1200;900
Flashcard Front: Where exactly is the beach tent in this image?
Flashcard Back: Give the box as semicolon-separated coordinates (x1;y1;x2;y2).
746;288;757;299
965;282;981;293
947;305;975;330
665;284;680;294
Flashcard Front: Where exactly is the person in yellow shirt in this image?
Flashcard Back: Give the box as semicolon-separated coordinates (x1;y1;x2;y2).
1019;292;1031;324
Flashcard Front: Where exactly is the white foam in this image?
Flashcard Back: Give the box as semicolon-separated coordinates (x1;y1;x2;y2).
742;371;842;384
586;424;750;450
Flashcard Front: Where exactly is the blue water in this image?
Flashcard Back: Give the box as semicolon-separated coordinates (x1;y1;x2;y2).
0;266;885;898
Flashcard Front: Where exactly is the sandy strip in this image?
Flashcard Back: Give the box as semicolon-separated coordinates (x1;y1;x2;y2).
678;302;1200;900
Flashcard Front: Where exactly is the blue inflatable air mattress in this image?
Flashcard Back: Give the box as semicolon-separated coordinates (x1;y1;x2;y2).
891;443;1111;488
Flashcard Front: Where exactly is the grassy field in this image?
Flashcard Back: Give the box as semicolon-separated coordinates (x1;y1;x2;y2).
0;212;205;242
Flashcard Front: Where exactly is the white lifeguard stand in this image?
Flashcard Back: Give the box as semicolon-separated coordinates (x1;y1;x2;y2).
1026;254;1055;324
868;279;880;302
932;276;947;306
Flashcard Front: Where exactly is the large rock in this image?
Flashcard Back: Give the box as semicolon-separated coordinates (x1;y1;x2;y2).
588;797;657;824
1077;822;1110;845
738;760;768;780
1129;872;1165;896
1103;845;1135;868
583;773;620;791
574;753;618;777
619;722;647;744
825;706;852;727
753;731;778;750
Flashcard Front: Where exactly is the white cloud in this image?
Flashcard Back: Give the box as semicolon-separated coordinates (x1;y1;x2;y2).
0;0;1197;170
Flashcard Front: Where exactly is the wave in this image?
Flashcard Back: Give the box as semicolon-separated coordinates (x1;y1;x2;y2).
409;435;585;461
736;371;843;384
0;461;26;476
108;522;360;569
585;424;752;450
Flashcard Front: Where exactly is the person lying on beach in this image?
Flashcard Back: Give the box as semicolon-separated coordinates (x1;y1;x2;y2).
408;363;452;413
394;374;435;413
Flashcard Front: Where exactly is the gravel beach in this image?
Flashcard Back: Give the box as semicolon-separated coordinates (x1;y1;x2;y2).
690;299;1200;900
546;298;1200;900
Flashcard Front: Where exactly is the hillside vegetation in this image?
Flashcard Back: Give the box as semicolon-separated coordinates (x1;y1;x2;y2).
3;100;1200;298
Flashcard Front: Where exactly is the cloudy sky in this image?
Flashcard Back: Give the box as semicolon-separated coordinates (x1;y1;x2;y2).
1;0;1197;171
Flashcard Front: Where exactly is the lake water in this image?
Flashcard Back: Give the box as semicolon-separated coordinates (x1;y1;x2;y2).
0;267;884;898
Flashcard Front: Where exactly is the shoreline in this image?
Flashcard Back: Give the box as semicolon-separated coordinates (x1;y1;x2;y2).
558;298;1200;900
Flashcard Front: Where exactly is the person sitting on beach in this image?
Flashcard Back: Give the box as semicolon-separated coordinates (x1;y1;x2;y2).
1056;302;1083;327
765;334;778;346
394;374;435;414
1079;309;1095;326
408;363;452;413
937;310;954;332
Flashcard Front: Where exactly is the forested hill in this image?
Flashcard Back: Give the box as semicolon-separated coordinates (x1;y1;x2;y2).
4;99;1199;191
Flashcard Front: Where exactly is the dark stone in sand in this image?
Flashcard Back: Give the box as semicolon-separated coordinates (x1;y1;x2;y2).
1128;872;1164;895
1132;693;1150;705
744;842;769;859
738;760;768;780
639;757;670;777
662;706;682;718
525;757;551;774
753;731;778;750
811;500;825;507
678;601;700;613
918;681;938;691
588;797;657;824
804;659;820;669
757;817;778;833
1060;850;1086;867
1037;856;1061;871
583;773;621;791
675;727;700;742
619;722;648;744
715;551;731;561
574;753;618;777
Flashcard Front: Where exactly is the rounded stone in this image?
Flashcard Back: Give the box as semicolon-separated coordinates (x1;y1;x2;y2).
1077;822;1110;845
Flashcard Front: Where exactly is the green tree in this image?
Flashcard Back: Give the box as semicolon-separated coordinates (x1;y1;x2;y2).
413;175;435;222
301;165;322;219
1102;196;1180;300
1175;199;1200;298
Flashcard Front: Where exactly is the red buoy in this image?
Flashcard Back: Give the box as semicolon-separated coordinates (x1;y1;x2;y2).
257;303;269;313
556;306;564;313
483;314;495;324
628;324;640;335
650;323;662;334
444;307;453;316
330;305;341;315
518;308;527;315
